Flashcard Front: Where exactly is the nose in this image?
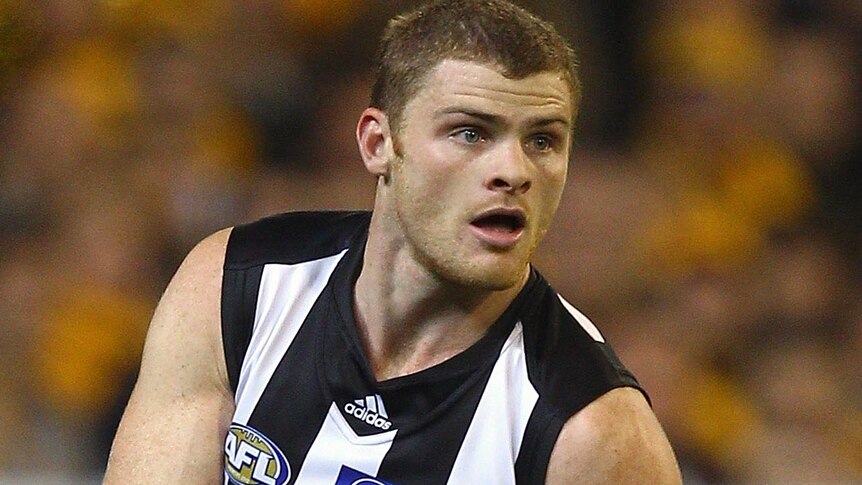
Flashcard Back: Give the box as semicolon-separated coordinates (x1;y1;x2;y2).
485;140;532;194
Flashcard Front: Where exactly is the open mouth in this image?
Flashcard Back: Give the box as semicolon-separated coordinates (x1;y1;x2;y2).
470;213;526;233
469;209;527;248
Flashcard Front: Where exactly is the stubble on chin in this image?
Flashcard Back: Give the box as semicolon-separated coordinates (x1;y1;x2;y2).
387;154;534;293
408;226;532;293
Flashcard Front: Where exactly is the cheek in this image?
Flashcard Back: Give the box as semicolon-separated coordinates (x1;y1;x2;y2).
535;166;568;225
540;161;567;199
391;156;450;221
396;145;471;199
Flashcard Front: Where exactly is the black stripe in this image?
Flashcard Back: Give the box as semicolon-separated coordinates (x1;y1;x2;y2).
221;265;263;393
226;211;370;268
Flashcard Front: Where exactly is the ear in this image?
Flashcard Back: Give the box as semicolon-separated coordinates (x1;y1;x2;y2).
356;107;395;179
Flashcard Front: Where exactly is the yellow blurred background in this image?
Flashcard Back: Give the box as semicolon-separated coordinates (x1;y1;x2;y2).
0;0;860;482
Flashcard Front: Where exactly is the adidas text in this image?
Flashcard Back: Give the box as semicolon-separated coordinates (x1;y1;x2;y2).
344;402;392;430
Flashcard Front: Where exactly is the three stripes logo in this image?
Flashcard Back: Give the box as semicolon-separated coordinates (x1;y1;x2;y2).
343;394;394;430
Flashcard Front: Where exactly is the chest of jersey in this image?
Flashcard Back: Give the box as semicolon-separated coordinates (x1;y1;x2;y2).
223;253;541;485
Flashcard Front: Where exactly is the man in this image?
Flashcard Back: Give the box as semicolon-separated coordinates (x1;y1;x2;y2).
105;0;681;483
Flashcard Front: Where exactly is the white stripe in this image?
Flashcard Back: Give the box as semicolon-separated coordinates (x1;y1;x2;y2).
293;403;397;484
366;395;377;414
233;251;347;423
446;322;539;485
557;294;605;343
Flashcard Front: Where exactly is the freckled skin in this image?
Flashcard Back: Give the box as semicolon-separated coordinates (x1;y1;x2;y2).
385;60;573;290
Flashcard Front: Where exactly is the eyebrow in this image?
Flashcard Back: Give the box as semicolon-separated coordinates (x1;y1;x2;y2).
436;107;570;129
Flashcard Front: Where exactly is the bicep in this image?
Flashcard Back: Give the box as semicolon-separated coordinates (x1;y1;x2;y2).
104;228;235;484
545;387;682;485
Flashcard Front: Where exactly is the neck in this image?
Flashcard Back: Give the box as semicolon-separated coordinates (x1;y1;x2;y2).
354;210;528;381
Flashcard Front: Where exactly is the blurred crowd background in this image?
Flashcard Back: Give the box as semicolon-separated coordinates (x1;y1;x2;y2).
0;0;860;483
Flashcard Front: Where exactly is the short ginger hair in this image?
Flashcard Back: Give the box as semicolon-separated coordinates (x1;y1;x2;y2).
371;0;581;133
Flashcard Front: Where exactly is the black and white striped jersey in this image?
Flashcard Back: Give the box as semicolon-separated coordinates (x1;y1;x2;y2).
221;211;644;485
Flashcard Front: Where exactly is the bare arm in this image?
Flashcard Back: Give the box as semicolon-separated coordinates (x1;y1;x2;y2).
104;228;235;484
545;387;682;484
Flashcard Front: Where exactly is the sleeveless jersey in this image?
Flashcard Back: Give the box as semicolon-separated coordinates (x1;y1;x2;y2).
220;211;644;485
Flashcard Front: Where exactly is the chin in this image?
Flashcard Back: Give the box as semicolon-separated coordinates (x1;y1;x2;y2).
476;275;523;292
405;228;531;292
438;259;527;292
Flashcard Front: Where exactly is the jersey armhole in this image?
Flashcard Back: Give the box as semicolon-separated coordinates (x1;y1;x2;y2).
514;399;566;485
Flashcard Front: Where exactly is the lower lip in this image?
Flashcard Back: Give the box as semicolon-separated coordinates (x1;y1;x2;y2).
468;223;524;249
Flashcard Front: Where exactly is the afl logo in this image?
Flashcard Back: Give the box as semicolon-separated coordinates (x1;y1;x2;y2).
224;423;290;485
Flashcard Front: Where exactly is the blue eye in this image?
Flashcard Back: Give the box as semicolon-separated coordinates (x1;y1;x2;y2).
454;128;483;144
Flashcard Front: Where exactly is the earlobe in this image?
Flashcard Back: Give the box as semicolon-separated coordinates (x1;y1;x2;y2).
356;107;394;179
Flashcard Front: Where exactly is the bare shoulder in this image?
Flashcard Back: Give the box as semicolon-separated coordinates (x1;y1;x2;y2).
153;227;233;339
144;227;233;387
545;387;682;485
104;228;235;484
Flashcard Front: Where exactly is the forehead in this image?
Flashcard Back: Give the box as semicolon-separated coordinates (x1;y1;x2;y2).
405;60;573;123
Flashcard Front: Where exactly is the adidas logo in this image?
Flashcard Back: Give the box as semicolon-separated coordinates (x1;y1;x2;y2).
343;394;393;431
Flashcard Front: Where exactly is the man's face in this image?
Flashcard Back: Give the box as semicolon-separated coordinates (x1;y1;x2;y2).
385;60;573;290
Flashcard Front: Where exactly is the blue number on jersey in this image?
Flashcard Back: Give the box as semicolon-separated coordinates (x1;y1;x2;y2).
334;465;398;485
